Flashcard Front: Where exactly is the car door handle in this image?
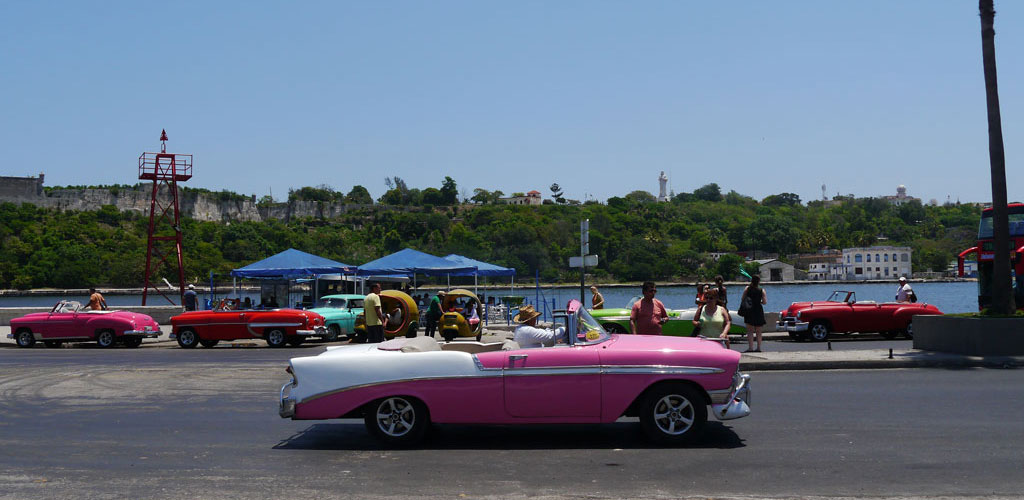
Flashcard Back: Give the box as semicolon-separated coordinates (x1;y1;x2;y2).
509;354;528;361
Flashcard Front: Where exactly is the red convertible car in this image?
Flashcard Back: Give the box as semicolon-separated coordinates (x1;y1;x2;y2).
169;298;327;348
8;300;161;348
777;291;943;341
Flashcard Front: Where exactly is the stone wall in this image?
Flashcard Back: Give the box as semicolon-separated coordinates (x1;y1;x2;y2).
0;180;382;222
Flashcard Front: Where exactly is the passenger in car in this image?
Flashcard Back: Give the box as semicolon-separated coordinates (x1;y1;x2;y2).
512;304;565;348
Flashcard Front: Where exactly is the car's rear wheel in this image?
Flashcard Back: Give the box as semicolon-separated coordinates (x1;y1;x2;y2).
15;329;35;348
199;338;219;348
441;330;456;342
176;328;199;349
903;321;914;340
96;330;116;348
809;321;830;342
603;323;627;334
325;324;341;342
266;329;287;348
639;384;707;445
363;396;429;446
44;340;63;348
122;337;143;348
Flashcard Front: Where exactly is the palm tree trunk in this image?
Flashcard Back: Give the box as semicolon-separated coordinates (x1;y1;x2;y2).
979;0;1015;314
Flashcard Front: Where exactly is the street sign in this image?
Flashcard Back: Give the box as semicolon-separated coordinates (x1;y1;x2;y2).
569;255;598;268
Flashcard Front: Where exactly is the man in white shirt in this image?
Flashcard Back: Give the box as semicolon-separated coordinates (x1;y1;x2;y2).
512;305;566;348
895;277;914;303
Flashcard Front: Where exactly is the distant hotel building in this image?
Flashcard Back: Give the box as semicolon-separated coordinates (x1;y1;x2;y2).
842;246;912;280
499;190;542;206
882;185;920;206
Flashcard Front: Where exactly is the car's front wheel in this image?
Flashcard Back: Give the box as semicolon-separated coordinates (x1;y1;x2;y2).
809;321;830;342
903;321;914;340
325;324;341;342
639;384;707;445
96;330;116;348
15;329;35;348
176;329;199;349
363;396;430;446
266;329;287;348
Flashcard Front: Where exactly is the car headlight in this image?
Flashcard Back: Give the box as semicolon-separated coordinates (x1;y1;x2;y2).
795;311;801;320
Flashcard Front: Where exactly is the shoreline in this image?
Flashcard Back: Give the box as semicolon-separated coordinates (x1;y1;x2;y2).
0;277;977;297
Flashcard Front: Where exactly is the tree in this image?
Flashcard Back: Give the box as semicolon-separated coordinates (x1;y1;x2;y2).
979;0;1014;313
714;254;745;281
624;190;656;203
471;188;491;204
549;183;565;204
762;193;802;207
346;185;372;205
693;183;722;202
440;177;459;205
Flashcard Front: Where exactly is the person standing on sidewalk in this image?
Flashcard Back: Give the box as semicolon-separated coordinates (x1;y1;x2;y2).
364;283;385;343
85;288;107;311
694;288;732;348
739;275;767;352
424;290;445;338
714;275;728;307
590;286;605;310
183;284;199;311
630;281;668;335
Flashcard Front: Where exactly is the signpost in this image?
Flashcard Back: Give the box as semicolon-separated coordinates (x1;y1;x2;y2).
569;219;598;304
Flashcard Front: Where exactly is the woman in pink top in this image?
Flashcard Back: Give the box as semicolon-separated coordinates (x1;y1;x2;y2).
630;281;668;335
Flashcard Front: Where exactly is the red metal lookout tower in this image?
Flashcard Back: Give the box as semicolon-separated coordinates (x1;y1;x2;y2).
139;130;192;305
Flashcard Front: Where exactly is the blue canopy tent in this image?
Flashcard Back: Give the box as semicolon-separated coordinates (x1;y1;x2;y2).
354;248;477;292
443;254;516;297
231;248;355;278
229;249;355;307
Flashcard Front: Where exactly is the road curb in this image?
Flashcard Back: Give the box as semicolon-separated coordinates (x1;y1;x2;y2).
741;356;1024;371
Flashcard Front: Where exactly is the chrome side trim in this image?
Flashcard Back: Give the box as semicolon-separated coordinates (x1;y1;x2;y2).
504;366;603;376
250;322;302;328
601;365;725;375
299;373;504;404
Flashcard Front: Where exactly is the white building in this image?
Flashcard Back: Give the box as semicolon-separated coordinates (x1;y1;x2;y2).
807;261;844;280
751;259;795;282
882;185;920;206
842;246;912;280
499;190;542;206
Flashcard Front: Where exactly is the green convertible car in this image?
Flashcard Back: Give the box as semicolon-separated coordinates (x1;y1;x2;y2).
589;296;747;337
307;294;365;342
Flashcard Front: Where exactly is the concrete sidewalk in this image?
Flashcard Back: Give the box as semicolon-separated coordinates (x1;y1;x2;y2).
3;326;1022;371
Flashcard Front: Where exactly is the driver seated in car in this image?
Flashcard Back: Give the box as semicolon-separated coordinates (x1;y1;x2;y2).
512;304;566;348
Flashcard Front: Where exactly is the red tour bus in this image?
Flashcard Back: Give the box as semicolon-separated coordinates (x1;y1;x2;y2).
958;203;1024;310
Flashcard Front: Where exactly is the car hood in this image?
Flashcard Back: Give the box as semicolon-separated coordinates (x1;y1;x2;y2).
602;334;740;364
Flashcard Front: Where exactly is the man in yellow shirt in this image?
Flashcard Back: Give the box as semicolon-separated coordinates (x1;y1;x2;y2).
364;283;385;343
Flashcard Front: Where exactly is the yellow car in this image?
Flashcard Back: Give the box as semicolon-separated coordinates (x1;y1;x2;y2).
353;290;419;342
439;289;483;342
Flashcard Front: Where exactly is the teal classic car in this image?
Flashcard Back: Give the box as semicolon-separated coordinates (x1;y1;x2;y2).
307;294;365;341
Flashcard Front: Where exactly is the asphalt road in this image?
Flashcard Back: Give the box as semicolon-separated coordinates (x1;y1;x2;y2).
1;348;1022;499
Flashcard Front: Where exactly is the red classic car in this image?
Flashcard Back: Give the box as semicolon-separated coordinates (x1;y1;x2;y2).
169;299;327;348
776;290;943;341
8;300;161;348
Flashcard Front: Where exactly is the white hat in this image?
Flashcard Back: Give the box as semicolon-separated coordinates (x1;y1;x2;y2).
898;276;907;282
188;284;195;289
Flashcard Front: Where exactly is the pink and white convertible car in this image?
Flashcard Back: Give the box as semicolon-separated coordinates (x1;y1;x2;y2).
280;300;751;445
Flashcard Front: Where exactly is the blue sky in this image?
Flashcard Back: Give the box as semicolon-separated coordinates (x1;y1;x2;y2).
2;1;1021;205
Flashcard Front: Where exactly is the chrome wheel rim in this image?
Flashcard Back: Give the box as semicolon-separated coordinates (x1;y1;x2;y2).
17;332;32;346
653;394;694;436
375;397;416;437
268;330;285;345
180;331;195;345
97;332;114;347
811;324;828;340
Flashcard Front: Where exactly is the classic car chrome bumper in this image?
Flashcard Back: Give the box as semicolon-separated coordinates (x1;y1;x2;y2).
279;379;296;418
123;327;161;338
711;373;751;421
5;334;12;339
295;326;328;337
777;318;809;332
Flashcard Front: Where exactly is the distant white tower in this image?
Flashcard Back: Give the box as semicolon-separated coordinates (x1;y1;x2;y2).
658;171;669;202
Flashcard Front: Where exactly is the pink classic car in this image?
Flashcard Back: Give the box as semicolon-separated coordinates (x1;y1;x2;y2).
280;300;751;446
9;300;161;348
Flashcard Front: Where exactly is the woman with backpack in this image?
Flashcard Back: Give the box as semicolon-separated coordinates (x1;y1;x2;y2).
738;275;767;352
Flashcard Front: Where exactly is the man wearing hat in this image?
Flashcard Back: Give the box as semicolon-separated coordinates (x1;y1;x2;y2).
183;284;199;311
424;290;446;338
895;277;914;303
512;305;566;348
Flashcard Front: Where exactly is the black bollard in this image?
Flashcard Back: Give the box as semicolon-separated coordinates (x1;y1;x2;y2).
827;341;832;351
889;348;893;359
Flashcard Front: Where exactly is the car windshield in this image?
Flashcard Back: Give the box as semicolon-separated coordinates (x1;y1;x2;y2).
574;307;611;345
826;291;854;303
318;298;346;309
